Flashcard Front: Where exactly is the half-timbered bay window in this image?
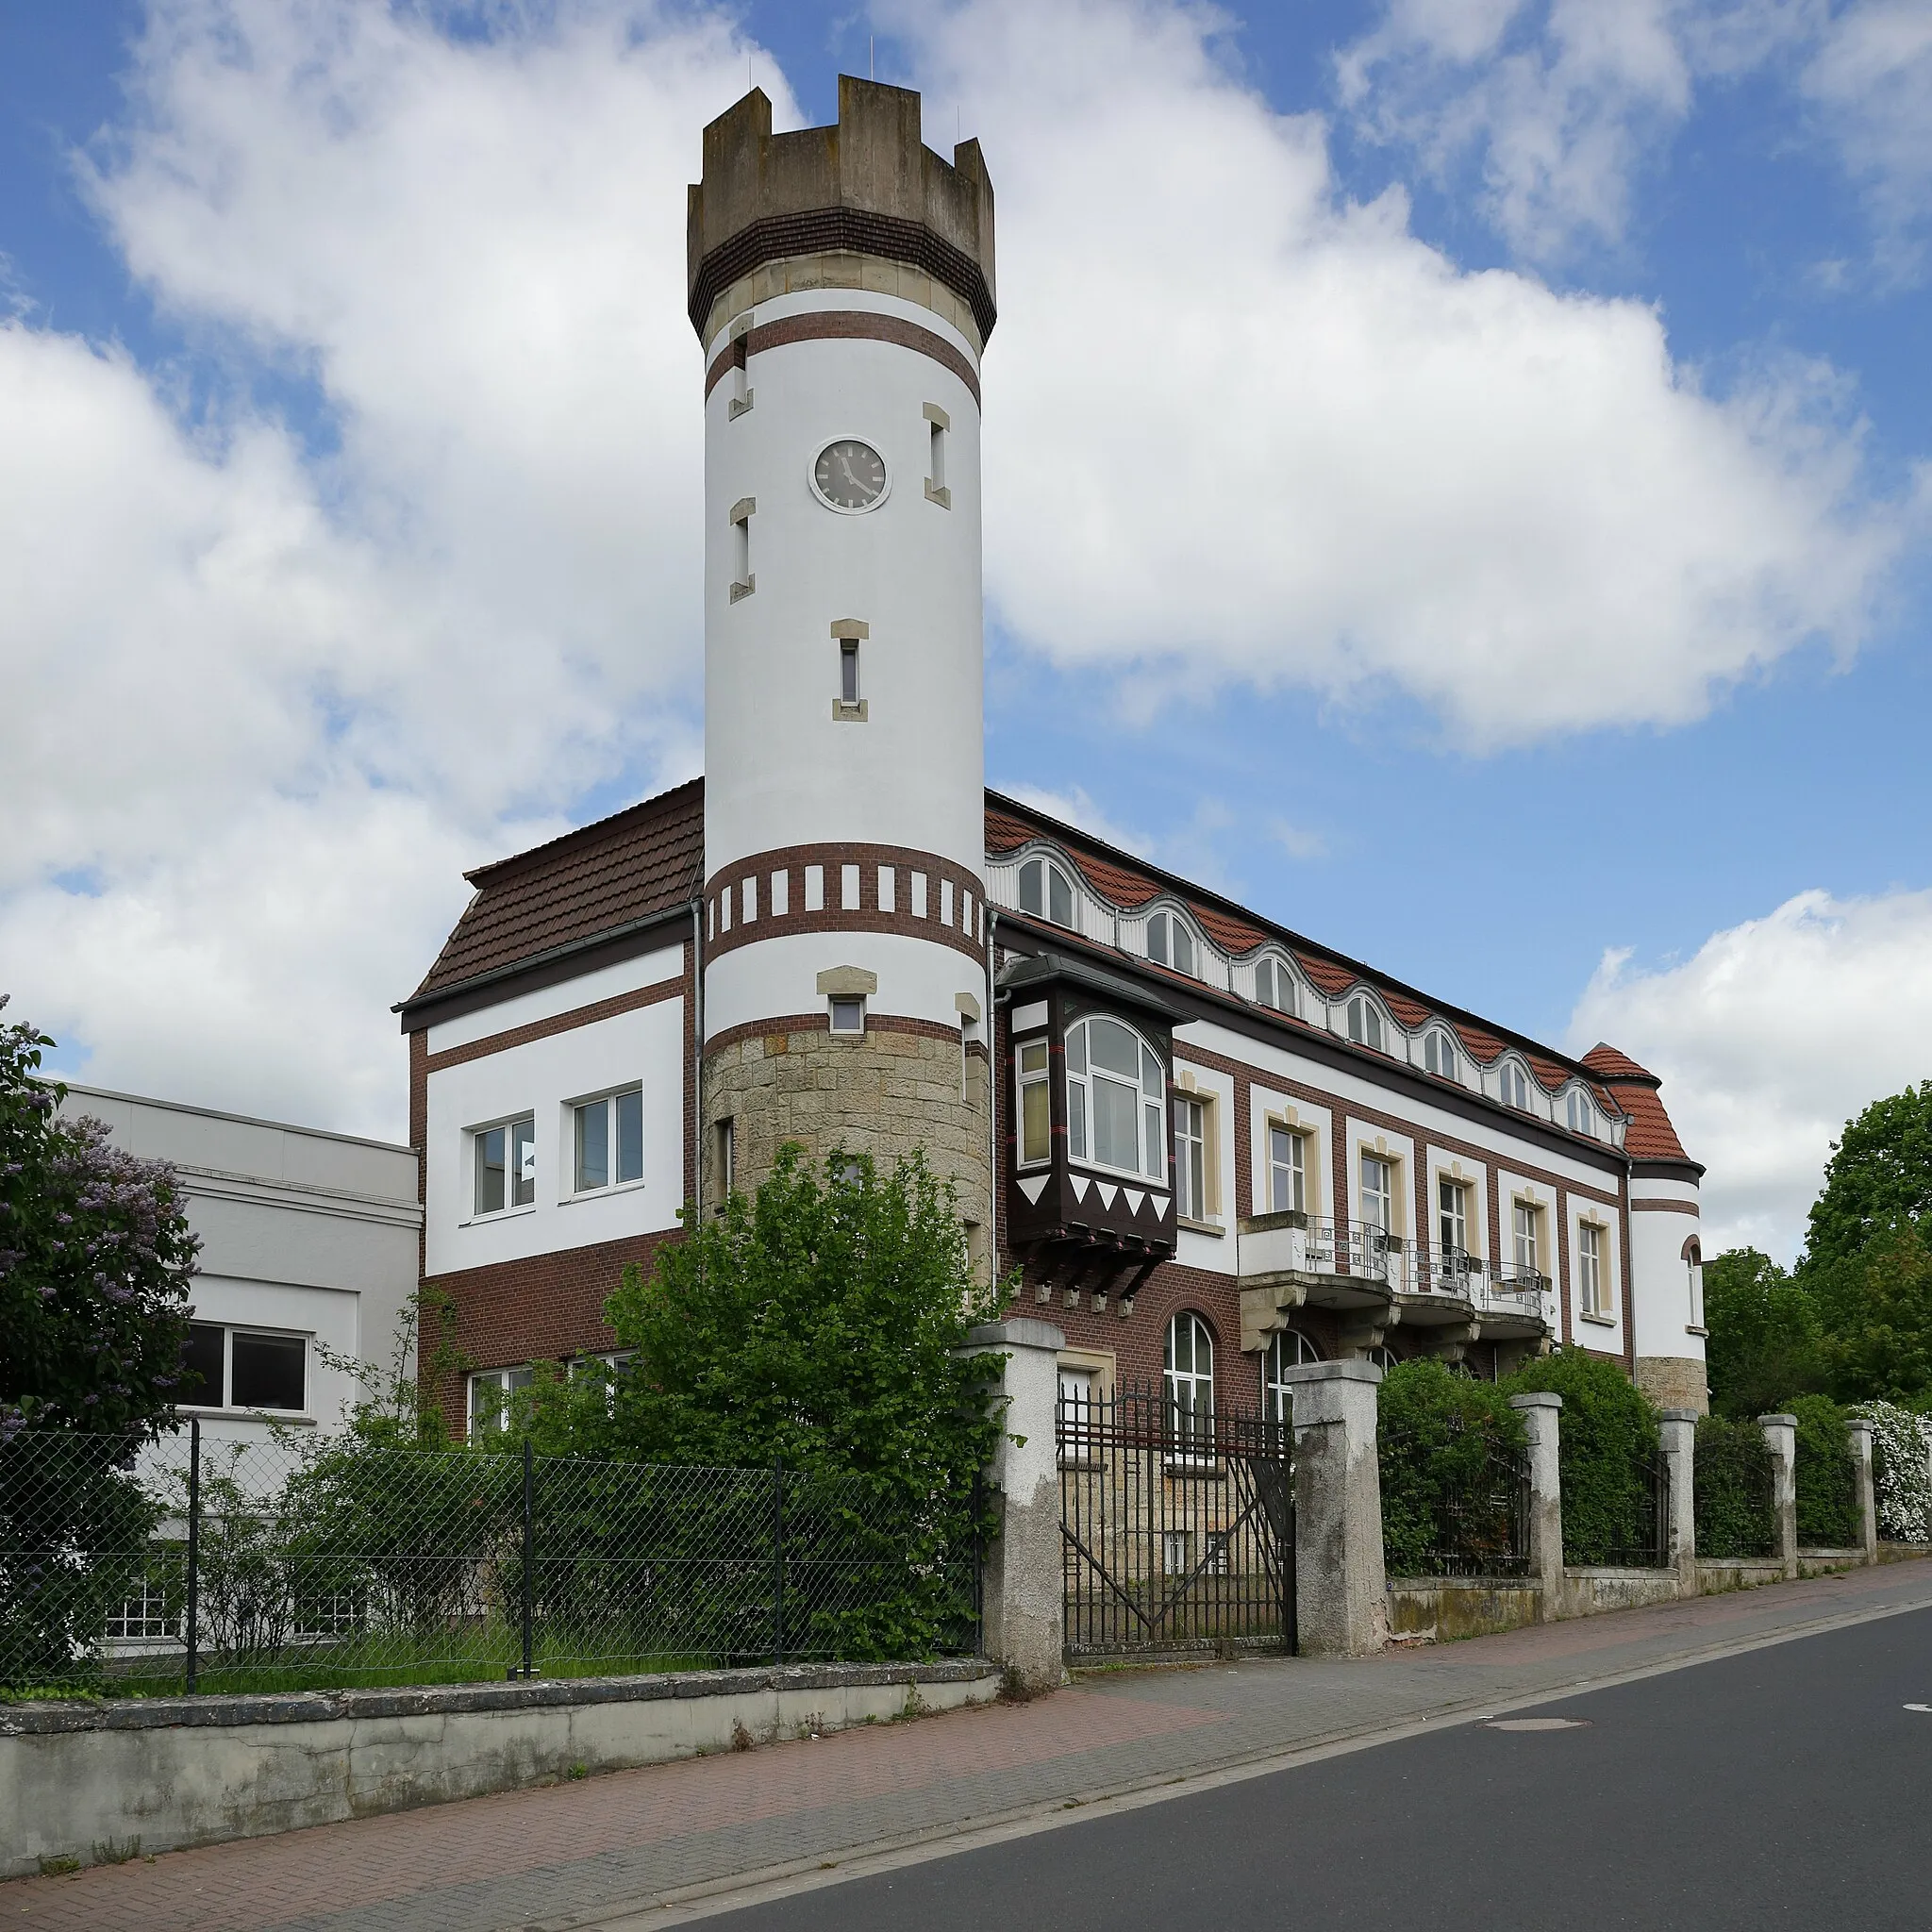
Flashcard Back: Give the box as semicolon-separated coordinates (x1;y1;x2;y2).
1065;1014;1166;1181
1017;1038;1051;1165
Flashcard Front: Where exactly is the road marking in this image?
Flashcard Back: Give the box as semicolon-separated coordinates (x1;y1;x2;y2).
1905;1703;1932;1712
1486;1717;1591;1731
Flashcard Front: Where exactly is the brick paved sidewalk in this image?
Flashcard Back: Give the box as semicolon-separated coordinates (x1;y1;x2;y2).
8;1558;1929;1932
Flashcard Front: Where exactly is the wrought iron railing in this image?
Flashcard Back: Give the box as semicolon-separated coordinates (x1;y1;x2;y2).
1379;1417;1532;1578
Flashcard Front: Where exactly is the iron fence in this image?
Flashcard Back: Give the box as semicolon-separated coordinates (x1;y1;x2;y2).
1378;1417;1532;1578
0;1424;981;1698
1058;1382;1292;1658
1693;1420;1776;1559
1588;1441;1671;1569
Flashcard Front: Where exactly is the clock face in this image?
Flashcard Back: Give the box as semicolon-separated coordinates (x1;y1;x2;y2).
813;439;888;511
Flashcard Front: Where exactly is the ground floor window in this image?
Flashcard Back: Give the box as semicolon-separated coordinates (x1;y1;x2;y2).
469;1365;534;1438
1262;1329;1322;1424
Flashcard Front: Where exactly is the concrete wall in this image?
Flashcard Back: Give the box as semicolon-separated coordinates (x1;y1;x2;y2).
1554;1568;1683;1619
1387;1579;1542;1642
0;1661;999;1878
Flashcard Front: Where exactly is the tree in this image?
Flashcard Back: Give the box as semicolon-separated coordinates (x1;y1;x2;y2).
1702;1248;1827;1419
1804;1080;1932;1272
0;1001;200;1438
1806;1221;1932;1407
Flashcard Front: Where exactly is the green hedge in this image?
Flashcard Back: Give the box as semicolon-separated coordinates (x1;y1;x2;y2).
1790;1394;1860;1548
1692;1416;1775;1558
1376;1360;1527;1577
1504;1351;1664;1565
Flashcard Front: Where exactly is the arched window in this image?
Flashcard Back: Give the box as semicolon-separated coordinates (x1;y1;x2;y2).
1146;909;1196;978
1018;855;1075;929
1346;994;1386;1054
1165;1311;1215;1451
1684;1235;1705;1328
1254;957;1297;1016
1566;1087;1596;1137
1065;1015;1167;1181
1365;1344;1400;1374
1500;1060;1533;1110
1424;1028;1458;1081
1263;1328;1322;1424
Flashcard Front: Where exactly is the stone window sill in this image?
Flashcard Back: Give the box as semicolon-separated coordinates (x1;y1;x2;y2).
1577;1311;1616;1327
1686;1324;1709;1337
1177;1215;1224;1237
177;1407;317;1427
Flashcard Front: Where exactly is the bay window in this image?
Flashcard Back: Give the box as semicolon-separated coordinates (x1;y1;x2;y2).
1065;1014;1167;1183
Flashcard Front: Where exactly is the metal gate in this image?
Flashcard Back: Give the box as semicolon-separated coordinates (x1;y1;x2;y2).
1058;1381;1294;1659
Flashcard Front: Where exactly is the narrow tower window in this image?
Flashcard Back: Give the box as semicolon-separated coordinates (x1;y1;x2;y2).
831;618;868;719
924;402;952;508
729;497;755;601
728;330;753;418
841;639;859;703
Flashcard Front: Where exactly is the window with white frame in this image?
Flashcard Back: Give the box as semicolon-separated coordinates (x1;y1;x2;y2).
1145;909;1196;977
1174;1094;1209;1221
574;1088;642;1194
1359;1152;1395;1236
1254;957;1297;1016
1018;856;1075;929
182;1322;307;1412
1424;1028;1458;1081
1058;1365;1097;1458
1512;1199;1543;1279
1263;1328;1321;1424
1566;1088;1597;1137
1685;1236;1704;1327
1016;1038;1051;1165
1165;1311;1214;1454
1578;1221;1608;1319
107;1574;177;1642
1500;1061;1533;1110
1064;1015;1167;1182
469;1366;533;1439
1346;995;1385;1053
475;1116;536;1216
1438;1176;1471;1257
829;994;866;1035
1366;1344;1400;1373
1268;1123;1307;1215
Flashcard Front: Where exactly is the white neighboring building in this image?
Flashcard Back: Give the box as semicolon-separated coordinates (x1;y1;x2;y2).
58;1088;421;1446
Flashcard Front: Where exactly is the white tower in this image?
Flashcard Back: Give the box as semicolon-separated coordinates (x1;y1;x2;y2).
690;78;995;1234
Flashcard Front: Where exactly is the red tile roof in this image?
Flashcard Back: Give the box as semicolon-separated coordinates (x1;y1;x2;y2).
407;778;705;1006
1581;1043;1658;1084
1609;1082;1692;1162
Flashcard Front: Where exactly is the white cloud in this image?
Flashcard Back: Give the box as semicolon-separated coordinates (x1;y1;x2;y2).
903;0;1907;744
1569;888;1932;1262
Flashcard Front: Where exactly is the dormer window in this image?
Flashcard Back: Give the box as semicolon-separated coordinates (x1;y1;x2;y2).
1065;1015;1167;1182
1566;1088;1597;1137
1346;995;1385;1054
1254;957;1297;1016
1501;1061;1533;1111
1146;910;1195;977
1424;1028;1458;1081
1018;856;1075;929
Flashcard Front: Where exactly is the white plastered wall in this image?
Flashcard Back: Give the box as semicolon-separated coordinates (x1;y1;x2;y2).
1628;1191;1707;1370
426;943;685;1056
1566;1193;1625;1353
704;929;983;1043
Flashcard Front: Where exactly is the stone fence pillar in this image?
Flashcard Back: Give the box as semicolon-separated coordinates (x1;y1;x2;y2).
1659;1408;1698;1593
1281;1359;1387;1657
1759;1413;1798;1579
1509;1391;1564;1618
1847;1416;1878;1562
959;1319;1065;1690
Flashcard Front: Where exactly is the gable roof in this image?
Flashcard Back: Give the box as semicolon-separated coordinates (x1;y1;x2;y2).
404;779;705;1009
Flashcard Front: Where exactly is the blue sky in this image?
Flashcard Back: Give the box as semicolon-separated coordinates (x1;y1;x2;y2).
2;0;1928;1257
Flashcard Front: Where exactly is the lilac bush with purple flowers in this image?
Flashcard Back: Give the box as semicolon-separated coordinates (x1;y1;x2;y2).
0;998;200;1441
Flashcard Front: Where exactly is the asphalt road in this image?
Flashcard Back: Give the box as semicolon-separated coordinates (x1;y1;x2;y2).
712;1607;1932;1931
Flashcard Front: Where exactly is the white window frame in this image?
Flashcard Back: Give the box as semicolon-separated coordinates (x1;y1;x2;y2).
570;1086;644;1198
468;1366;534;1440
1262;1328;1321;1424
1254;956;1298;1016
1164;1311;1215;1457
1016;1036;1051;1167
1439;1175;1470;1256
1017;854;1075;929
1513;1198;1543;1277
1175;1094;1209;1221
1267;1122;1307;1216
1500;1060;1534;1111
1424;1028;1458;1081
1145;908;1198;978
182;1321;310;1416
1064;1014;1168;1183
1058;1365;1098;1462
828;994;866;1036
1346;994;1386;1054
1578;1221;1607;1320
1566;1087;1596;1137
472;1113;537;1219
1359;1151;1395;1235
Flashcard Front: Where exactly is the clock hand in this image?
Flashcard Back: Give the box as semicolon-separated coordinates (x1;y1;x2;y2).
838;451;858;488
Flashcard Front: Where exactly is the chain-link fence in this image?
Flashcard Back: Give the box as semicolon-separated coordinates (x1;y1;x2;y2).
0;1425;981;1698
1378;1418;1532;1579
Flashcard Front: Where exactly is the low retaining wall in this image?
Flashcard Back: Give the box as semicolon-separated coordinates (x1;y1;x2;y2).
1798;1548;1866;1577
1877;1542;1932;1565
1386;1578;1542;1642
1695;1556;1788;1593
0;1659;1001;1879
1555;1568;1681;1620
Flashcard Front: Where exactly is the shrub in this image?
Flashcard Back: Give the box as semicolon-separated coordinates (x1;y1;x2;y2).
1852;1401;1931;1542
1692;1416;1775;1559
1504;1350;1663;1565
1376;1360;1527;1577
1790;1394;1859;1548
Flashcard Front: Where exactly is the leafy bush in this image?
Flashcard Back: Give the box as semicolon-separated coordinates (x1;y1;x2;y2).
1504;1350;1663;1565
1376;1360;1527;1577
1852;1401;1931;1542
1790;1394;1859;1548
1692;1416;1774;1559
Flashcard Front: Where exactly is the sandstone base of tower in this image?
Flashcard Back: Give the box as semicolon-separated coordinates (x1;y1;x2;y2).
703;1027;991;1245
1634;1355;1709;1414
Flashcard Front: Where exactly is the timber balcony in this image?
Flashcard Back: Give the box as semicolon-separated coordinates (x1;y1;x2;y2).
1236;1213;1550;1355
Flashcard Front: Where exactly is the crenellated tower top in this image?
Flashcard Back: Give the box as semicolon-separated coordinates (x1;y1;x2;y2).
686;76;996;351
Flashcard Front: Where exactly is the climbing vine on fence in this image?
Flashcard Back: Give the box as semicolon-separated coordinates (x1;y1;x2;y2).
1692;1416;1774;1559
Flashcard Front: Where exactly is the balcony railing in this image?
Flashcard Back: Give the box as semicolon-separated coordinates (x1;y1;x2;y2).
1238;1219;1551;1328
